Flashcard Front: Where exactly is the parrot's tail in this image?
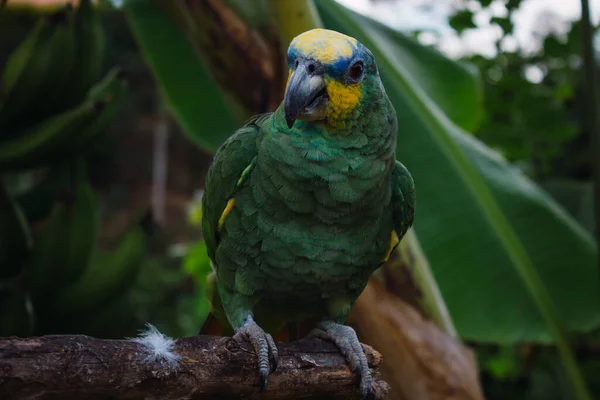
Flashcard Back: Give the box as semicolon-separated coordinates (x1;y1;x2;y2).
199;271;235;336
198;313;230;336
198;312;294;342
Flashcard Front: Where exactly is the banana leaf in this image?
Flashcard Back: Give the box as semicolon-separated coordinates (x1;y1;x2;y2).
123;0;237;151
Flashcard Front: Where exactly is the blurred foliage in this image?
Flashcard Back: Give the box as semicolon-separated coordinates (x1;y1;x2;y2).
181;237;212;330
446;0;600;398
475;341;600;400
0;1;126;337
124;1;238;152
0;1;198;340
450;1;591;182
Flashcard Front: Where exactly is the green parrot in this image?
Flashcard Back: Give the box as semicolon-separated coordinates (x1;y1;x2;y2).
201;28;415;398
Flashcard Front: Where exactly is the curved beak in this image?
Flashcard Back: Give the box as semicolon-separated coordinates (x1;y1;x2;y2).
284;59;327;128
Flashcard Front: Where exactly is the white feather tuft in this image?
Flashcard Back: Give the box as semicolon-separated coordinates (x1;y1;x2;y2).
131;323;181;370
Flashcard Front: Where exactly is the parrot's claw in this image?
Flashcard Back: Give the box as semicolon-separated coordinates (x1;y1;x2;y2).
309;321;375;400
233;317;278;391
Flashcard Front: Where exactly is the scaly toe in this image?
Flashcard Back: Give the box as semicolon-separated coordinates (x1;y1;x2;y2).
260;367;269;391
310;321;373;399
233;317;279;391
266;333;278;372
360;375;375;400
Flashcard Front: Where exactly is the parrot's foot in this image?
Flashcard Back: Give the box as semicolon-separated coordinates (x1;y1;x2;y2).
233;316;278;390
309;321;374;400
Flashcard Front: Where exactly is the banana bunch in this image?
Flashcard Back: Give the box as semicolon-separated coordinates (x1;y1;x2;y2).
0;288;34;337
50;223;148;316
3;158;149;334
26;159;100;292
0;1;147;337
0;0;123;172
16;161;149;330
0;187;34;336
14;163;74;224
0;185;32;281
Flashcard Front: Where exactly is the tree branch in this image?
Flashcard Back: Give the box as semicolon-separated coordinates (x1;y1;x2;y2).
0;333;388;400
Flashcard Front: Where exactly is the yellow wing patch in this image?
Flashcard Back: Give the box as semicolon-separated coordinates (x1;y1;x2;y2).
290;28;357;65
218;198;236;231
325;78;361;129
383;230;400;263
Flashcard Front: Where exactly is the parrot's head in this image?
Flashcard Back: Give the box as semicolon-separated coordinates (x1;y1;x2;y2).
283;28;385;131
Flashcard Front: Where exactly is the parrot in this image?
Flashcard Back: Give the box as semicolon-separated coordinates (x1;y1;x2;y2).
200;28;415;398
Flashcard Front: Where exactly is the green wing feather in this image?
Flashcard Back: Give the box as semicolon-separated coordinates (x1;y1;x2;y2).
201;113;271;262
391;160;416;242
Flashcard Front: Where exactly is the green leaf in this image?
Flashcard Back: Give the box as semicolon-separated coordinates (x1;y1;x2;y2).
567;21;582;55
449;10;477;34
181;240;212;329
506;0;523;11
317;0;599;344
183;240;212;284
478;345;523;380
224;0;271;31
539;179;595;235
123;0;237;152
491;16;514;35
0;189;31;280
0;288;33;337
544;35;565;58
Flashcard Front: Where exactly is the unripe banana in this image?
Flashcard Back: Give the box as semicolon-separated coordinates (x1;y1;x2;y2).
0;6;77;135
35;5;78;120
67;68;129;152
26;159;99;292
63;0;105;108
0;288;34;337
0;16;48;102
0;100;100;171
0;187;32;280
0;17;54;134
63;159;100;284
14;165;70;224
52;224;147;315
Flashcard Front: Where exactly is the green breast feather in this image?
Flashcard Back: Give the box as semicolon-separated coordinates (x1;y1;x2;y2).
201;108;416;331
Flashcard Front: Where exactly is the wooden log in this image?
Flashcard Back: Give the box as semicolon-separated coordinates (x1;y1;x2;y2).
0;333;388;399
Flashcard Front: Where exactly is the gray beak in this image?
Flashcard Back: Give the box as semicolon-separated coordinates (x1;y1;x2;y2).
284;58;326;128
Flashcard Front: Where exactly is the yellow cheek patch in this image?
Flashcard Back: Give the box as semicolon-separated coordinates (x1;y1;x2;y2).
218;198;236;231
290;29;357;65
325;78;361;129
383;230;400;263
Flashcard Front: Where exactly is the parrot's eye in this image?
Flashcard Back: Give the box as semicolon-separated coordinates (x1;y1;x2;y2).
348;61;364;81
